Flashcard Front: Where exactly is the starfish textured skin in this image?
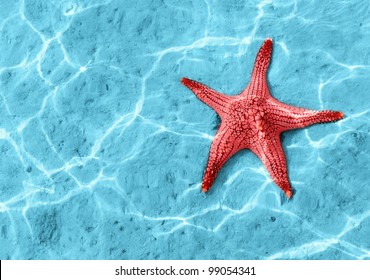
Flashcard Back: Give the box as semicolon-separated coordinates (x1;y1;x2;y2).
181;38;344;199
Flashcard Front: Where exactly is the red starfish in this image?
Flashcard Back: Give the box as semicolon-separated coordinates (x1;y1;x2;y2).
181;38;344;199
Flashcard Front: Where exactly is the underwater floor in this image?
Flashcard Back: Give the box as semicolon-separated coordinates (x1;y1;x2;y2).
1;0;370;259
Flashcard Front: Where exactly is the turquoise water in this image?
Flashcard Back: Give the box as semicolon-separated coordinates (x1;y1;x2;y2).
0;0;369;259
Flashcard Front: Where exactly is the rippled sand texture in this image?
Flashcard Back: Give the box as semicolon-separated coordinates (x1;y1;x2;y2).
1;0;370;259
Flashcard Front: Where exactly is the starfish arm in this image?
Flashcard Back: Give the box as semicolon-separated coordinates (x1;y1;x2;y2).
242;38;273;97
268;100;344;132
252;38;273;78
181;77;231;117
201;124;244;192
250;133;293;198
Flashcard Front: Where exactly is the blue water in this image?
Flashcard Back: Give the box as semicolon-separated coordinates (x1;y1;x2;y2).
0;0;369;260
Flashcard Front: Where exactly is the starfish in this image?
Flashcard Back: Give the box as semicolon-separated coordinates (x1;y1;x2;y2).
181;38;343;199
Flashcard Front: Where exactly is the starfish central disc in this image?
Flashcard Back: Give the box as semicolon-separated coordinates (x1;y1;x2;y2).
181;38;344;199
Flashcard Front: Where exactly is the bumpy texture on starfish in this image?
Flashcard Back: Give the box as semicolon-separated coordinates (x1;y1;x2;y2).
181;38;343;199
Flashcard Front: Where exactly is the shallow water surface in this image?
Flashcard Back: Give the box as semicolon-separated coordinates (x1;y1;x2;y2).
0;0;370;259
